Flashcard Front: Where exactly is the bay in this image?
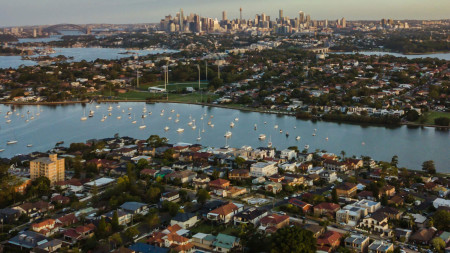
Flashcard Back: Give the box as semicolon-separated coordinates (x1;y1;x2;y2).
0;102;448;173
332;51;450;60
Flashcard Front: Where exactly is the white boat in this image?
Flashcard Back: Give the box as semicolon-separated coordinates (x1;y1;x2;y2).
81;109;87;121
108;112;112;116
176;114;180;117
132;120;137;124
235;118;239;121
117;116;122;119
230;122;235;128
164;126;170;131
312;133;316;136
274;125;278;129
279;129;283;133
168;117;172;120
171;109;175;113
296;136;301;140
175;119;180;123
254;124;257;130
224;131;232;138
7;140;18;145
101;118;105;122
108;106;113;111
326;137;329;141
188;121;193;126
304;145;310;149
6;119;11;123
139;125;146;129
0;149;4;152
259;134;266;140
197;129;201;141
210;124;215;128
192;125;197;130
117;105;121;108
208;121;212;125
27;144;33;147
148;112;152;115
160;113;164;116
176;128;184;133
96;105;101;108
88;110;94;117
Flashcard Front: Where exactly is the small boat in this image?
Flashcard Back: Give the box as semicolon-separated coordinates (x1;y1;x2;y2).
0;149;4;152
164;126;170;131
188;121;193;126
192;125;197;130
279;129;283;133
200;116;204;120
117;116;122;119
274;125;278;129
224;131;232;138
139;125;146;129
56;141;64;145
101;118;105;122
294;126;296;129
108;112;112;116
314;128;317;132
210;115;214;118
7;140;18;145
108;106;113;111
210;124;215;128
160;113;164;116
6;119;11;123
197;129;201;141
27;144;33;147
304;145;310;149
259;134;266;140
312;133;316;136
88;110;94;117
230;122;235;128
235;118;239;121
326;137;329;141
254;124;257;130
132;120;137;124
96;105;101;108
362;142;366;145
176;114;180;117
81;109;87;121
208;121;212;125
148;112;152;115
296;136;301;140
175;119;180;123
142;114;147;118
171;109;175;113
176;128;184;133
117;105;121;108
168;117;172;120
285;132;289;137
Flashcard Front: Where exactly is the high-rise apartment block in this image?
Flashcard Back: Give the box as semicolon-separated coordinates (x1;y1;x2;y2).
30;154;65;185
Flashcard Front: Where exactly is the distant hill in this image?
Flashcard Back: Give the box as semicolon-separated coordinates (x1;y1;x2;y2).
0;34;18;42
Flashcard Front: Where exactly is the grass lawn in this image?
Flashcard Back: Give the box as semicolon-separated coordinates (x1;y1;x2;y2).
116;90;219;104
417;111;450;125
137;81;209;92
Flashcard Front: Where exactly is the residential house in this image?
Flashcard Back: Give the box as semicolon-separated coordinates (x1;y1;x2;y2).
264;182;282;194
31;219;57;236
8;231;57;251
167;170;197;184
120;202;149;216
56;213;78;227
229;169;250;180
160;192;180;203
207;202;242;224
259;214;289;233
212;233;240;253
316;231;342;252
0;208;21;224
250;162;278;177
359;212;392;237
170;213;198;229
192;174;210;189
368;240;394;253
191;233;217;251
280;149;297;161
13;201;54;219
209;179;230;190
163;232;194;253
410;227;437;245
288;198;313;213
345;234;370;253
233;208;268;226
303;224;325;238
313;202;341;217
103;210;132;226
323;159;348;172
335;182;357;197
320;170;338;183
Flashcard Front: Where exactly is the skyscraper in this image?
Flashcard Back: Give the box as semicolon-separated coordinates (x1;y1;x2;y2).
240;7;243;24
341;17;346;28
299;11;305;24
279;9;283;20
180;8;184;31
222;11;227;21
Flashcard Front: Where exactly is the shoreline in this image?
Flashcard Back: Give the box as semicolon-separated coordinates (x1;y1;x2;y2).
1;100;448;129
329;50;450;56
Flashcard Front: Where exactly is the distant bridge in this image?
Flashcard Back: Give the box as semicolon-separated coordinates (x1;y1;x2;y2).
43;24;88;34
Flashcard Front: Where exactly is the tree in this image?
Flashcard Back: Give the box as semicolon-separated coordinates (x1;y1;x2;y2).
431;237;446;252
331;188;338;204
390;155;398;167
146;187;161;203
162;201;180;216
144;212;160;229
434;117;449;126
271;226;316;253
196;189;211;204
234;156;246;169
96;216;108;238
340;150;346;160
124;227;139;240
109;233;122;249
422;160;436;174
432;210;450;231
405;110;419;121
111;210;120;231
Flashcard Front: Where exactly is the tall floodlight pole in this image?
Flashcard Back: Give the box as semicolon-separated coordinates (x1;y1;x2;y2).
205;61;208;83
218;63;221;79
136;54;139;89
165;65;168;101
197;64;202;103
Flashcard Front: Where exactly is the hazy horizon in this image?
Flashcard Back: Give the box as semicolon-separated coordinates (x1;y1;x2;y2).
1;0;449;27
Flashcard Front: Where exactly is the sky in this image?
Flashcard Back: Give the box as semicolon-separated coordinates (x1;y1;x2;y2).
1;0;449;27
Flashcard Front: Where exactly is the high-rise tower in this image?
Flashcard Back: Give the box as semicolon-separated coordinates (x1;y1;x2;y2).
222;11;227;21
180;8;184;31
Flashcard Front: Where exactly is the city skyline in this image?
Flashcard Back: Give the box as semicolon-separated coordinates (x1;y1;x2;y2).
1;0;449;27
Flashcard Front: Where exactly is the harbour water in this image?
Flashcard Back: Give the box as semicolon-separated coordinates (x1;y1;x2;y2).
332;51;450;61
0;102;448;172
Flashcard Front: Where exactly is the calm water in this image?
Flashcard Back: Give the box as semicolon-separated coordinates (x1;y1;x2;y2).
333;51;450;60
0;48;177;69
0;103;448;172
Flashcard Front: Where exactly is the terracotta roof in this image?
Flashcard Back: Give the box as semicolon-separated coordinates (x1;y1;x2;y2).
336;182;357;191
209;178;230;186
210;202;238;216
166;224;182;233
314;202;341;211
317;231;342;246
32;219;55;229
260;214;289;225
166;233;189;243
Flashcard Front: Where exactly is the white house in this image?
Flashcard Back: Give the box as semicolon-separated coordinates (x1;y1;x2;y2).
250;162;278;177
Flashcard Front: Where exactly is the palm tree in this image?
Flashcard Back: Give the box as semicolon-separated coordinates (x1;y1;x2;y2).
340;150;346;160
